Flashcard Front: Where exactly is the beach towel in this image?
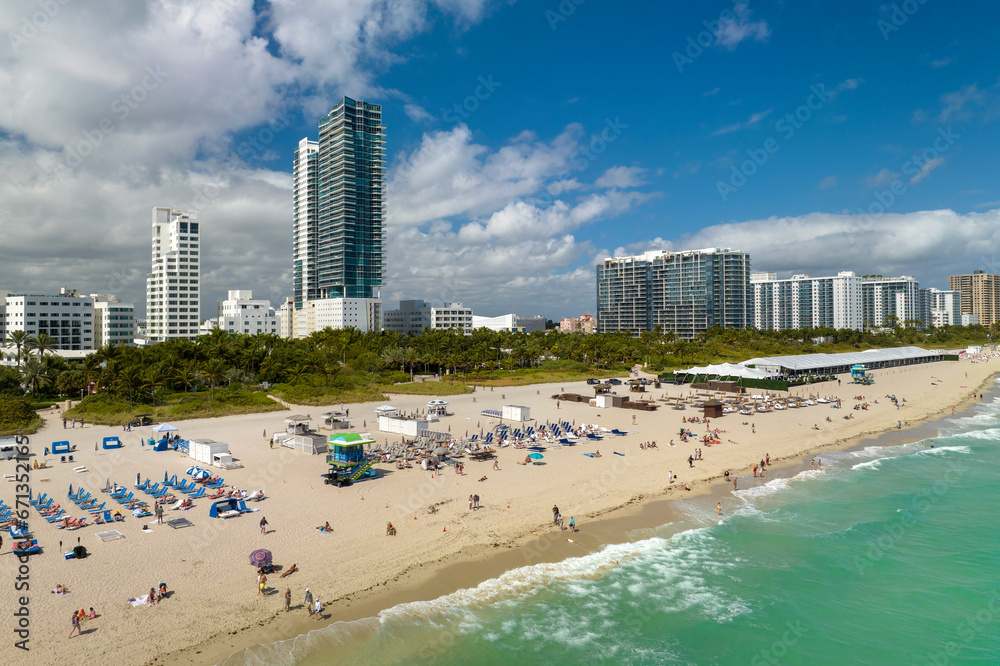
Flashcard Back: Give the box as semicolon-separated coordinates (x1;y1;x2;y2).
130;594;150;607
614;452;625;456
583;453;596;458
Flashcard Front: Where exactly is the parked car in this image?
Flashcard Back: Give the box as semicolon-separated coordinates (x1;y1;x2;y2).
586;378;601;385
608;378;623;385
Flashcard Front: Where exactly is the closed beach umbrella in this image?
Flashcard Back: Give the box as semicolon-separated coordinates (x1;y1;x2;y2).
249;549;272;567
529;453;544;460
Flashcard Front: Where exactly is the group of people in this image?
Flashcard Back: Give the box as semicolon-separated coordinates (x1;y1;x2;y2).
68;607;98;639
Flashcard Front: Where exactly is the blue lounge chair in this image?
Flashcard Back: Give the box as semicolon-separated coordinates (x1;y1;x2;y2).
68;455;74;463
44;510;65;523
115;491;134;505
87;502;106;514
10;524;31;539
0;509;10;521
149;486;167;498
237;500;249;513
29;492;47;506
206;478;225;489
187;487;205;499
133;508;152;518
164;475;178;488
78;498;97;510
34;498;52;510
134;479;151;490
12;539;40;556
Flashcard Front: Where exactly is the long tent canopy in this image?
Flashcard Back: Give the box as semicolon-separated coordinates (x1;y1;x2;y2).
152;423;178;433
741;346;944;375
680;362;775;379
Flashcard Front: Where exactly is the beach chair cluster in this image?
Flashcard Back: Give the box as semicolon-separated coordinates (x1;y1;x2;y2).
106;482;152;518
0;500;31;539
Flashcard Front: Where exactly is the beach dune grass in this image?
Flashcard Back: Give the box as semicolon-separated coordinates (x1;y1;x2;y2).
378;380;474;396
64;384;283;425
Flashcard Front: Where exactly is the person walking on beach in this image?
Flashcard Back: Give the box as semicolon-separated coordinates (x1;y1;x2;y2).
304;588;313;616
69;611;82;639
569;516;575;531
284;588;291;612
314;596;322;620
733;476;738;490
688;455;694;468
469;495;474;511
473;494;480;509
260;516;269;534
257;572;267;596
553;505;560;525
717;503;722;516
63;418;67;429
493;458;500;471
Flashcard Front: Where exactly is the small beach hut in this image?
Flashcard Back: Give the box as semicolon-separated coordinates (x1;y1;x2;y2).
702;399;724;419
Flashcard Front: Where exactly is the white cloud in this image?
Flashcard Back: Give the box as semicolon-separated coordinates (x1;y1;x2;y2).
818;176;837;189
674;209;1000;285
864;168;900;188
940;84;984;121
908;156;944;184
594;166;647;189
404;103;434;123
714;3;771;50
711;108;773;136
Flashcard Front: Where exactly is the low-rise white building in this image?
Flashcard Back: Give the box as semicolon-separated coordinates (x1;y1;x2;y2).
292;298;381;337
473;313;546;333
1;288;95;355
215;290;279;336
383;300;473;334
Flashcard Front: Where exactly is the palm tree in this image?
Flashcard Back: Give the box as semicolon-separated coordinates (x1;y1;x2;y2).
26;333;57;358
5;330;29;367
201;358;228;403
21;357;49;397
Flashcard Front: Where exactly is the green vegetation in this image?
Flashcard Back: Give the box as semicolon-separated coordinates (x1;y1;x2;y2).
0;322;993;426
0;394;44;435
65;384;282;425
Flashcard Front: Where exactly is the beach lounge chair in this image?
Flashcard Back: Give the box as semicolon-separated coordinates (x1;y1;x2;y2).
29;492;47;506
77;497;97;510
34;498;53;511
206;478;225;488
134;479;151;490
44;510;65;523
164;475;178;488
132;508;152;518
149;486;167;498
115;491;134;505
10;524;31;539
186;487;205;499
12;539;40;556
237;500;249;513
110;486;127;499
87;502;106;514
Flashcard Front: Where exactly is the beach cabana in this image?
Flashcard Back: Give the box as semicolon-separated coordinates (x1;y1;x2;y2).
52;441;71;455
375;405;398;417
209;499;242;518
702;399;724;418
102;437;122;450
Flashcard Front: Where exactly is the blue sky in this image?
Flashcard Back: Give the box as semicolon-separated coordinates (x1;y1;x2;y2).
1;0;999;320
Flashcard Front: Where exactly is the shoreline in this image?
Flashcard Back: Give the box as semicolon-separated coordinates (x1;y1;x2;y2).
162;364;1000;666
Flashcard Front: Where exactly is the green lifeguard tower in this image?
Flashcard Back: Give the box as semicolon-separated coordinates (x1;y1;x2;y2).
326;433;378;484
850;365;873;385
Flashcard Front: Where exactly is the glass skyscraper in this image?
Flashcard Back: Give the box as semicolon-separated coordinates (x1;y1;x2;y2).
294;97;384;308
596;248;751;338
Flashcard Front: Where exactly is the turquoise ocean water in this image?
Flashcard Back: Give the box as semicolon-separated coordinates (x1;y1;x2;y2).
225;383;1000;666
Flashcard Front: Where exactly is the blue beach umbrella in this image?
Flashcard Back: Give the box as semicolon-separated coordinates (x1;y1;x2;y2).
192;469;210;480
249;549;272;567
529;453;544;460
186;466;202;476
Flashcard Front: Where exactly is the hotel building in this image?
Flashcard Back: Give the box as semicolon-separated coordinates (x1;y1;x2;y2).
948;271;1000;327
146;207;201;342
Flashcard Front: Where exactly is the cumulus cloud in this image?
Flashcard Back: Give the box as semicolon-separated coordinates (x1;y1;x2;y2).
594;166;648;189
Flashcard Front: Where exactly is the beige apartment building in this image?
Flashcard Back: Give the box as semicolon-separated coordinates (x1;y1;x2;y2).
948;270;1000;326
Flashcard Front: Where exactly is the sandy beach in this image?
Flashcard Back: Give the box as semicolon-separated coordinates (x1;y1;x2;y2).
0;355;995;665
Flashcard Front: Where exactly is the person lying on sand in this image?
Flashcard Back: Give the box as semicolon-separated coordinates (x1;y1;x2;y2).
52;584;69;594
280;564;298;578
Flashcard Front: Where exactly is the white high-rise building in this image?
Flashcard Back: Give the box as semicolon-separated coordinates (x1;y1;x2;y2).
861;276;922;327
215;290;279;336
91;294;135;348
927;288;962;327
146;207;201;342
750;271;863;331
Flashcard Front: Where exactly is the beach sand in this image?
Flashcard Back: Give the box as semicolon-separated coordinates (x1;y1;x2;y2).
0;356;994;665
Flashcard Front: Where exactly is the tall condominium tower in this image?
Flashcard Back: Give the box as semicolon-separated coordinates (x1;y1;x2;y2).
750;271;863;331
948;270;1000;326
293;97;385;309
596;248;751;338
146;207;201;342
